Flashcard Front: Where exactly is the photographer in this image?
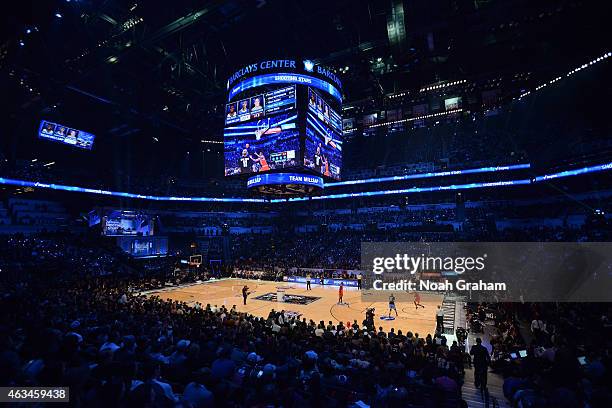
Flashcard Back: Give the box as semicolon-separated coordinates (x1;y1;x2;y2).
364;307;376;331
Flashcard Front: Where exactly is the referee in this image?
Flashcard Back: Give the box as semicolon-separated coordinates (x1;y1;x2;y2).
242;285;250;305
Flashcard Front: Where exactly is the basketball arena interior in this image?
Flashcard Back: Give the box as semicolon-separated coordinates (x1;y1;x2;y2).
0;1;611;407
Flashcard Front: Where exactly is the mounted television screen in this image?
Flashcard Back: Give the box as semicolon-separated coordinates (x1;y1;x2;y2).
101;211;154;236
116;236;168;258
38;120;95;150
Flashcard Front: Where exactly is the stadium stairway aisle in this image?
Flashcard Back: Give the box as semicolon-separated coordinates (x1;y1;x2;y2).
462;367;508;408
462;316;509;407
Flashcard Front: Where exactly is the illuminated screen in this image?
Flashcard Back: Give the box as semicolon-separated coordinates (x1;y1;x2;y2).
224;111;299;176
307;87;342;132
229;73;342;103
38;120;95;150
117;236;168;257
444;96;462;110
304;111;342;180
102;211;154;236
225;85;296;125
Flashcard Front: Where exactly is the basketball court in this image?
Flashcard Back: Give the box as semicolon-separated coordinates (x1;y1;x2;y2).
143;278;444;335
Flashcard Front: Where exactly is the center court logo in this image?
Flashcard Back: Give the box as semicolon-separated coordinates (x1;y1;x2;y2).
303;60;314;72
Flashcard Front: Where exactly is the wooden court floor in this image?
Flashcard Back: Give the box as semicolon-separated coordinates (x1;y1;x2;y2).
146;279;443;336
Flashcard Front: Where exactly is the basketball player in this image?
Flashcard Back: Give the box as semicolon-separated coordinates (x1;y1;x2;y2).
306;273;312;290
239;144;254;174
42;122;55;134
253;152;270;172
323;156;331;177
239;100;249;114
242;285;250;305
414;292;425;310
338;282;344;304
357;273;362;290
388;293;398;317
251;97;263;113
227;104;237;118
65;129;78;144
314;143;322;171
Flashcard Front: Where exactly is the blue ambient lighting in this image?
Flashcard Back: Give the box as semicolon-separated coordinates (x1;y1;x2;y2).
1;161;610;203
325;163;531;187
229;73;342;103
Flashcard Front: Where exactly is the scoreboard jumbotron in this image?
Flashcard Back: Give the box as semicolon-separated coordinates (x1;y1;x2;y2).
223;59;343;195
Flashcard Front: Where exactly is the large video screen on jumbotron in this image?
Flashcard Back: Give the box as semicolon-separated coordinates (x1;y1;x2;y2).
225;85;296;126
304;111;342;180
308;87;342;132
224;111;299;176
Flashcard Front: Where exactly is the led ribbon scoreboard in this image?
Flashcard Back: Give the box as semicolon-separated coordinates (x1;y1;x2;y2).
224;59;343;195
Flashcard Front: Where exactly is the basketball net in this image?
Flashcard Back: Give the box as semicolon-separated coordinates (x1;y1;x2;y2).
255;119;269;141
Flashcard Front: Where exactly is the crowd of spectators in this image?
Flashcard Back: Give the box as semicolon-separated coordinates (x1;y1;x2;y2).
0;234;125;281
0;224;609;407
230;224;612;271
471;302;611;407
1;234;471;407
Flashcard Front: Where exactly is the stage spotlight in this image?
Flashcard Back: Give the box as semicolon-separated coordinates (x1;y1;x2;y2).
55;12;63;18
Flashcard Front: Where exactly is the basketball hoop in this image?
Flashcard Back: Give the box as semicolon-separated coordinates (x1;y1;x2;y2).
255;119;269;141
189;254;202;266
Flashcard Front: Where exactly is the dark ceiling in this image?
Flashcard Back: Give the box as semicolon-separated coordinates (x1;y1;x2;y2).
0;0;609;181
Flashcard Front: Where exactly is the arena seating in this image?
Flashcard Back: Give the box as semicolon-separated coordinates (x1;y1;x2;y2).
0;231;609;406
